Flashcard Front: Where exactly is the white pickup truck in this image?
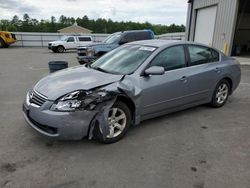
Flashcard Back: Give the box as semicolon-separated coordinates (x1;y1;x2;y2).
48;35;93;53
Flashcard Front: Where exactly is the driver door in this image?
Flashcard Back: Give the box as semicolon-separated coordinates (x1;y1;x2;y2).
139;45;191;119
64;36;76;49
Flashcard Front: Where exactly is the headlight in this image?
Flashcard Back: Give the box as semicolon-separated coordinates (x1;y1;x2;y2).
55;100;82;111
26;91;31;106
53;91;86;112
51;90;111;112
86;48;95;57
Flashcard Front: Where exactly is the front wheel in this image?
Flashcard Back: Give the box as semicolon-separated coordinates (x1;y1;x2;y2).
210;79;230;107
57;46;65;53
93;101;131;144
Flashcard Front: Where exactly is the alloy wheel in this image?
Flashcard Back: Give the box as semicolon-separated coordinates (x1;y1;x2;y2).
107;107;127;138
216;83;229;104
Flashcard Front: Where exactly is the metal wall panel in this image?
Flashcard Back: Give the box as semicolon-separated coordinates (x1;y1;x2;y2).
11;32;185;47
187;0;239;54
12;32;110;47
157;32;185;40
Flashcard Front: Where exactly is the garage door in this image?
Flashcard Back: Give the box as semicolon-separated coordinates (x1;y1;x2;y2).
194;6;217;46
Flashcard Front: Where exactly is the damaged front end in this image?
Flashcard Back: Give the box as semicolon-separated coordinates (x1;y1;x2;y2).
50;89;119;141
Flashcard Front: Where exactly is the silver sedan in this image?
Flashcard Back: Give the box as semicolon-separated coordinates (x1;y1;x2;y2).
23;40;241;143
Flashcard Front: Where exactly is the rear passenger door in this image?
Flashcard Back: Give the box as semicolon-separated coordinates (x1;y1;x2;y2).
184;44;221;102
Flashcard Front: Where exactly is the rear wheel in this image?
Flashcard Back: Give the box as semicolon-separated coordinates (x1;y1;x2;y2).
210;79;230;107
93;101;131;144
57;46;65;53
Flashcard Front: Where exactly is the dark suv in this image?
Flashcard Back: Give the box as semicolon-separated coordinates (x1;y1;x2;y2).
77;30;154;64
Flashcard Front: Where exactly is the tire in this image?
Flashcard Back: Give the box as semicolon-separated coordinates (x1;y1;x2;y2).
93;101;132;144
0;38;6;48
57;46;65;53
210;79;230;108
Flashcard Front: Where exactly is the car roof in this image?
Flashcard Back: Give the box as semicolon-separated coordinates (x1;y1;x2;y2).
114;30;152;34
129;39;182;47
65;35;92;37
129;39;220;50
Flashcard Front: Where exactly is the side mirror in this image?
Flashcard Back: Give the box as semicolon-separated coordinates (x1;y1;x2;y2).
144;66;165;76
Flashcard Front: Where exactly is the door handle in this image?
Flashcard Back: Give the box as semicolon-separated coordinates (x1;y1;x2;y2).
180;76;187;82
214;67;221;73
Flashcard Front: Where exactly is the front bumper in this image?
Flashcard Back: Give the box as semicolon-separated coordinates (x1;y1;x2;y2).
22;97;96;140
77;56;97;64
48;45;57;51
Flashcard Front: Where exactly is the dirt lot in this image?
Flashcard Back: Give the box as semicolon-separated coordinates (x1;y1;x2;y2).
0;47;250;188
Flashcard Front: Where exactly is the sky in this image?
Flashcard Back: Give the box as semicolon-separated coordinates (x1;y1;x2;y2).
0;0;188;25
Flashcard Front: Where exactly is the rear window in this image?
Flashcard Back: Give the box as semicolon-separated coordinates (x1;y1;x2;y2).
78;37;92;42
187;45;220;66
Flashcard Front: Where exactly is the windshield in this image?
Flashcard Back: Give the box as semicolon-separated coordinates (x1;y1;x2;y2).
90;45;156;75
103;33;122;44
60;36;68;41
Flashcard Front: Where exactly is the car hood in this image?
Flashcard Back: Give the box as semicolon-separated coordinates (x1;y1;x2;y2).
49;40;63;44
33;66;123;100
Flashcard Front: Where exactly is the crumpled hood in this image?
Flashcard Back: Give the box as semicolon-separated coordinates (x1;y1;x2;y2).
34;66;123;100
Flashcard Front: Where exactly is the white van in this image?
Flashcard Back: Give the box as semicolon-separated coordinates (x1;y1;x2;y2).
48;36;93;53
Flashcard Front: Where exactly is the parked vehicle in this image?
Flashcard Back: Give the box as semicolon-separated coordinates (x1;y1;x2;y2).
23;40;241;144
0;31;16;48
77;30;154;64
48;35;93;53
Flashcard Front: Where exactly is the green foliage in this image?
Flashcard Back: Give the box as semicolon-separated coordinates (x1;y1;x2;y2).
0;14;185;35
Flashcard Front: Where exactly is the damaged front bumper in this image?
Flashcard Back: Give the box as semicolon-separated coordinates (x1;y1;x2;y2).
22;90;117;140
23;101;96;140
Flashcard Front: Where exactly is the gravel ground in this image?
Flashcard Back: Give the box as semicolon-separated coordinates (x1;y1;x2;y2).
0;47;250;188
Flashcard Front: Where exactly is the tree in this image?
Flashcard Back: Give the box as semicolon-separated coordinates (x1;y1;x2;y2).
11;15;19;25
0;13;186;34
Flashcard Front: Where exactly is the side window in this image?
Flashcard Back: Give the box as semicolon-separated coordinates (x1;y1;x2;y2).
78;37;91;42
187;45;219;66
67;37;75;42
211;49;220;62
135;32;151;40
150;45;186;71
123;33;135;43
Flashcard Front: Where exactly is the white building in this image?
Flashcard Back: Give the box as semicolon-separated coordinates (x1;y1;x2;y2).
186;0;250;56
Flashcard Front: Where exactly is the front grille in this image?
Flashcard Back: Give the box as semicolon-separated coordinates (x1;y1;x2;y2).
28;115;58;134
30;90;47;107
